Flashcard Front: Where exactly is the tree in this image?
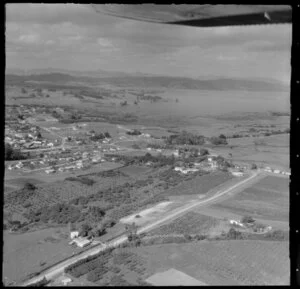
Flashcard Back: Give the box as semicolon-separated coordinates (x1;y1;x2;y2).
125;222;138;242
24;182;37;191
210;136;227;145
241;215;255;224
251;163;257;170
104;131;111;138
79;223;92;237
21;88;27;94
200;148;209;156
36;132;42;140
227;228;243;240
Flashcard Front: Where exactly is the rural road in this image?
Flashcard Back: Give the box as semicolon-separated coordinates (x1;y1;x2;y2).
21;170;260;286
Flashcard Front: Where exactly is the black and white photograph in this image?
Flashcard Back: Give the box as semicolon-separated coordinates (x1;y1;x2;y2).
4;4;291;286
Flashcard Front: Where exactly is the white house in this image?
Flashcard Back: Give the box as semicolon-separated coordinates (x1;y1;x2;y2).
45;169;55;174
274;169;280;174
232;171;244;177
70;231;79;239
229;219;244;227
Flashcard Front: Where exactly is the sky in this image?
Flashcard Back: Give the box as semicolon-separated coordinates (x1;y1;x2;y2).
6;4;292;83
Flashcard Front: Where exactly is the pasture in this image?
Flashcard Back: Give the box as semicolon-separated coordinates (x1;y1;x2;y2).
133;240;289;285
211;175;289;222
148;211;220;236
164;171;233;197
3;227;76;283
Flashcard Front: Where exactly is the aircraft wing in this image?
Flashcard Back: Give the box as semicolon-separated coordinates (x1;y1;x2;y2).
91;4;291;27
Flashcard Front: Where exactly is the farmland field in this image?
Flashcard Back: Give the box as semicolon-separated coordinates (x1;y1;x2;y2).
148;211;220;236
211;175;289;221
66;239;289;286
163;171;233;197
132;240;289;285
3;227;78;283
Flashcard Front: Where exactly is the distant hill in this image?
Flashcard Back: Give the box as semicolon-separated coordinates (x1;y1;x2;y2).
5;72;288;92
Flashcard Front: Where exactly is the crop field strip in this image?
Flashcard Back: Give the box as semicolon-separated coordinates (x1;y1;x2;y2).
65;247;149;285
148;211;220;236
133;240;289;285
210;175;289;222
162;171;233;196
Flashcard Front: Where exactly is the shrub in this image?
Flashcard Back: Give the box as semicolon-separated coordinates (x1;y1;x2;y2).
264;230;288;241
24;182;37;191
226;228;243;240
210;136;227;145
241;215;255;224
200;148;209;156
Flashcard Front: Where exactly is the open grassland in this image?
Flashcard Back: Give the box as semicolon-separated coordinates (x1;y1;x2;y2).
163;171;233;197
148;211;220;236
3;228;78;283
132;240;289;285
4;178;45;193
211;175;289;222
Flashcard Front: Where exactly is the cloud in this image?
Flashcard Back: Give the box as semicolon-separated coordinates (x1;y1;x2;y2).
217;54;239;61
246;40;291;52
97;37;113;47
18;33;40;44
5;4;291;83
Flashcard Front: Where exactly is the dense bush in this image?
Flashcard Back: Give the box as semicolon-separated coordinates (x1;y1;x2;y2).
166;131;205;145
226;228;243;240
65;247;114;277
241;215;255;224
25;203;82;224
210;136;228;145
65;177;95;186
5;143;28;160
200;148;209;156
126;129;141;136
23;182;37;191
264;230;288;241
90;133;105;141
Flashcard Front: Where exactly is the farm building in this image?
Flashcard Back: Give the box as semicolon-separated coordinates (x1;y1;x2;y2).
273;169;280;174
229;219;245;227
53;275;72;286
231;171;244;177
70;231;79;239
174;167;199;174
71;237;91;248
45;169;55;174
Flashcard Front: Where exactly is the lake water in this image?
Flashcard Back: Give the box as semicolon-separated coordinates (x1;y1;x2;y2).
137;89;290;117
